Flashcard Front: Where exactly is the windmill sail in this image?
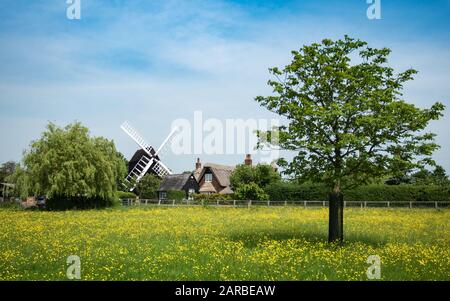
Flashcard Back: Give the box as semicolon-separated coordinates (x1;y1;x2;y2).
121;121;179;191
121;121;155;156
123;154;154;191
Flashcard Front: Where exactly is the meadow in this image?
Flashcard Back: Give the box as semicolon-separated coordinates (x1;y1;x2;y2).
0;206;448;281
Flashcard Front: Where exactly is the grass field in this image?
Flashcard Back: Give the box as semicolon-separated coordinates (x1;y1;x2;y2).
0;206;449;281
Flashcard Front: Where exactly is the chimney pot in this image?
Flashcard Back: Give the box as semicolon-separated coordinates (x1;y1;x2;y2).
244;154;253;166
196;158;202;170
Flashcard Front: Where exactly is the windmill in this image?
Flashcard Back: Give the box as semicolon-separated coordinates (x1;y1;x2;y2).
121;121;178;191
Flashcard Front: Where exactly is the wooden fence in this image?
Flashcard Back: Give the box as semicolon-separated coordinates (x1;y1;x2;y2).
121;199;450;209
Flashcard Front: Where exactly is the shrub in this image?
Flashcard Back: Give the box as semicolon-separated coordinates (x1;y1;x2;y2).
45;195;118;211
235;183;270;201
116;191;137;199
345;184;450;202
265;182;450;202
230;163;281;190
167;190;186;201
265;182;327;201
193;193;234;202
136;174;161;199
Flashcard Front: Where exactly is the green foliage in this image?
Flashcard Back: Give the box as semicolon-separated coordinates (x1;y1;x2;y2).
193;193;235;202
0;201;21;210
6;165;30;199
136;174;161;199
266;182;328;201
167;190;186;201
410;165;449;185
230;163;281;190
11;122;126;209
235;183;270;201
265;182;450;202
255;36;445;192
345;184;450;203
0;161;16;184
45;195;120;211
230;165;258;189
117;191;137;199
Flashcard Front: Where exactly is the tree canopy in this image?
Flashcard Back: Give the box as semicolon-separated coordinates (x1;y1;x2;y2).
0;161;16;184
256;36;445;192
136;173;161;199
12;122;127;203
230;163;281;190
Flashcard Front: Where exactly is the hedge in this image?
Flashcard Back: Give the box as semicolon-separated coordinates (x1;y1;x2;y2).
193;193;235;202
117;191;137;199
167;190;186;201
45;195;119;210
265;182;450;202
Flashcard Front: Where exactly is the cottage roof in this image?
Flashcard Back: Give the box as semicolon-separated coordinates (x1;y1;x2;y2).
158;174;192;191
199;182;216;193
218;186;234;194
200;163;235;188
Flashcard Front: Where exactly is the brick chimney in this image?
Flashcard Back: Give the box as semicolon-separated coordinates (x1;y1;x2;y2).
244;154;253;166
196;158;202;170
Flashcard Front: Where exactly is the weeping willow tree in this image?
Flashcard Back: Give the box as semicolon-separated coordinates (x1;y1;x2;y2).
12;122;127;209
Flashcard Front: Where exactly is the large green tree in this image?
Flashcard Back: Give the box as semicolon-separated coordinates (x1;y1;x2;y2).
15;122;127;207
136;173;161;199
230;163;281;190
255;36;445;242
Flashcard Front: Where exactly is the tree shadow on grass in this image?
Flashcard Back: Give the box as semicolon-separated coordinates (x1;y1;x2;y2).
228;229;388;249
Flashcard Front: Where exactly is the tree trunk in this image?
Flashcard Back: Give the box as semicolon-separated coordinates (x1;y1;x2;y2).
328;189;344;243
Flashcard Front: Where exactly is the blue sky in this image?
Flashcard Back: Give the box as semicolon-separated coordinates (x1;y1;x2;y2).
0;0;449;173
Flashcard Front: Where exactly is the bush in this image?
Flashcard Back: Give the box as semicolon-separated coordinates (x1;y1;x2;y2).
193;193;235;202
235;183;269;201
265;182;450;202
345;184;450;202
265;182;327;201
117;191;137;199
136;174;161;199
167;190;186;201
230;163;280;190
0;201;21;210
45;195;118;211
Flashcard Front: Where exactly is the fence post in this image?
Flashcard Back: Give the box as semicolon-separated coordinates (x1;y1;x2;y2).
233;200;236;207
285;201;288;207
217;200;219;206
409;201;412;209
248;200;252;208
304;201;307;208
323;201;326;207
267;200;270;206
387;201;390;208
172;199;175;206
360;202;363;209
158;199;161;206
435;201;438;209
364;201;367;208
344;201;347;208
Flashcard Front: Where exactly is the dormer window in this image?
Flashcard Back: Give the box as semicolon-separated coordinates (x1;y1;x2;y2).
205;173;213;183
